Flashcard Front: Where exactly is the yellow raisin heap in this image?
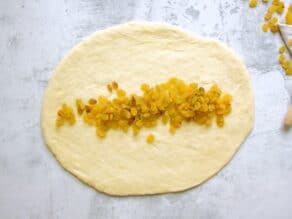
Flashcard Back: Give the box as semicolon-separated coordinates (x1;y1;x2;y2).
65;78;232;138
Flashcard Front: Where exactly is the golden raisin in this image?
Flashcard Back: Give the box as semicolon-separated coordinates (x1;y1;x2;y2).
279;46;286;54
216;116;224;127
76;99;85;115
270;25;279;33
276;2;284;14
89;98;97;105
249;0;258;8
141;83;150;92
162;114;169;124
146;134;155;144
112;81;118;90
262;23;269;32
279;54;286;64
286;67;292;75
107;84;113;92
286;12;292;24
96;128;106;138
270;17;278;24
265;12;272;21
116;89;126;97
57;109;65;118
130;108;138;116
268;5;277;13
85;105;92;113
169;126;176;134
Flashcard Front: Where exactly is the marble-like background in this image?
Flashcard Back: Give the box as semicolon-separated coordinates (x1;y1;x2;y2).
1;0;292;218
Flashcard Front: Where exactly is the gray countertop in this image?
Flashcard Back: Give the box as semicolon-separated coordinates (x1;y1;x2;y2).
1;1;292;219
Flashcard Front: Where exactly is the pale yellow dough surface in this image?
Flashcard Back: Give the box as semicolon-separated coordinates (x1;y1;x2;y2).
42;22;254;196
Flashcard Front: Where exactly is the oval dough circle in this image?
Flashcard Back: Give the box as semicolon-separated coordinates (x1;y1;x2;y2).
42;22;254;196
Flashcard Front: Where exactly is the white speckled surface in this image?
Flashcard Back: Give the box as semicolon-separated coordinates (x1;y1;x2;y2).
0;0;292;219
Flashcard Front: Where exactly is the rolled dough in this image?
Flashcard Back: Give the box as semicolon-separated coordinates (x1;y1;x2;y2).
41;22;254;196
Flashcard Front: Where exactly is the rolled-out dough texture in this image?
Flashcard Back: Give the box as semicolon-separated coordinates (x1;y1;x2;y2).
41;22;254;196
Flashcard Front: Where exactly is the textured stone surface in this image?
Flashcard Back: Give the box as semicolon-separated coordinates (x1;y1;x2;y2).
0;0;292;218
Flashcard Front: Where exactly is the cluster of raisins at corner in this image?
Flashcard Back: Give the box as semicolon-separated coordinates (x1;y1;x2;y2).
249;0;292;75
